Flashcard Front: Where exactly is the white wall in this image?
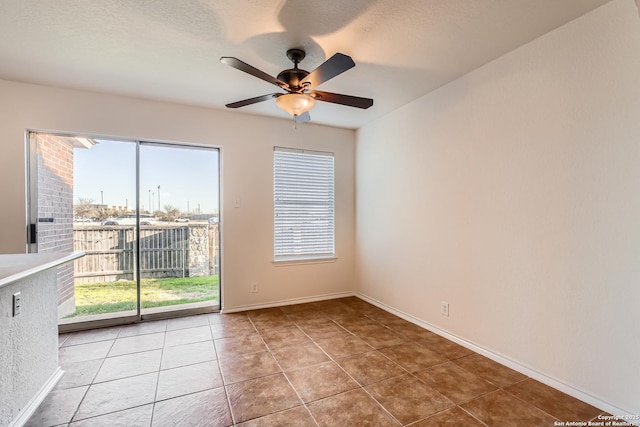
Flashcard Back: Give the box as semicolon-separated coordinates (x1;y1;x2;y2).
356;0;640;416
0;269;59;427
0;80;356;310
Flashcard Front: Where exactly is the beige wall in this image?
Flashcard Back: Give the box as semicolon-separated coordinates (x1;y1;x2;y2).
356;0;640;417
0;80;356;310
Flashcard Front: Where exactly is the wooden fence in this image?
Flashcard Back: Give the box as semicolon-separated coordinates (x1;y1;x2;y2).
73;223;218;283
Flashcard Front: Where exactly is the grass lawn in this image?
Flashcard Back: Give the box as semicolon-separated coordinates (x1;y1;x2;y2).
66;276;219;317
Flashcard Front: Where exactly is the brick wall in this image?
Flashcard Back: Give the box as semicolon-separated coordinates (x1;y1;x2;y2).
36;134;75;316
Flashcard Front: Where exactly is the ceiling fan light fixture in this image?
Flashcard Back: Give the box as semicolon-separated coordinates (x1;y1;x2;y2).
276;93;315;117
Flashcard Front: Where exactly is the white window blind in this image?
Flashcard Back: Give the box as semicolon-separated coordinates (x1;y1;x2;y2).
274;147;335;261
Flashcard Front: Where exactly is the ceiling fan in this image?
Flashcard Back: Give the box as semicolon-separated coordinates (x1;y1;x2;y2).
220;48;373;123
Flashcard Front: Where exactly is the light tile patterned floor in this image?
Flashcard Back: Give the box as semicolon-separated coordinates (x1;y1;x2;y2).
27;297;609;426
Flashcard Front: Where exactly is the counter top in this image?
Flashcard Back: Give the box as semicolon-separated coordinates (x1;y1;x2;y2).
0;252;85;289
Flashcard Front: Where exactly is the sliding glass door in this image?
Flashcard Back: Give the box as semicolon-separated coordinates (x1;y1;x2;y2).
27;132;220;329
138;143;220;316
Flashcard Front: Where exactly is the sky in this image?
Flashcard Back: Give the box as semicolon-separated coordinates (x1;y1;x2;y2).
73;139;219;214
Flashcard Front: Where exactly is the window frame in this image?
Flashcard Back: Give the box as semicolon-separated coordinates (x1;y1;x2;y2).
273;146;336;263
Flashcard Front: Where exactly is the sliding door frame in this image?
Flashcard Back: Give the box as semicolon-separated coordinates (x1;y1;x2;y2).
136;140;222;322
26;130;221;333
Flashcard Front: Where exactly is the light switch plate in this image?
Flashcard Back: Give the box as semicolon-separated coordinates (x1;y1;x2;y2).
441;301;449;317
13;292;22;316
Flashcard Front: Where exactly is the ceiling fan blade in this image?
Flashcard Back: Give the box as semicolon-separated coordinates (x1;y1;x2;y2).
300;53;355;89
225;93;281;109
310;90;373;109
220;57;289;90
294;112;311;123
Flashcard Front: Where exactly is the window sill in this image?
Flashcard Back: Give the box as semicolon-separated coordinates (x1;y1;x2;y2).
273;257;337;266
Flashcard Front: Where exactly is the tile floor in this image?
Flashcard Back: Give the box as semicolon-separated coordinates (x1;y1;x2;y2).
27;297;609;426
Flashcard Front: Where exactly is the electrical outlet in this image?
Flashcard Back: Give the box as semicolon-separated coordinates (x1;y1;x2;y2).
251;282;258;293
13;292;22;317
441;301;449;317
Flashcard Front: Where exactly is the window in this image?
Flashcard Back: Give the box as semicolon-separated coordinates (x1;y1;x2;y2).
274;147;335;261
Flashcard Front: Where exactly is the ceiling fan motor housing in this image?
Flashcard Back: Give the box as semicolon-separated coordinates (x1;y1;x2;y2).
277;48;310;91
277;68;309;91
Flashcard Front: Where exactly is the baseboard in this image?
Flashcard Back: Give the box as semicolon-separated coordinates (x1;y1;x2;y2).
356;292;639;425
221;291;355;313
9;367;64;427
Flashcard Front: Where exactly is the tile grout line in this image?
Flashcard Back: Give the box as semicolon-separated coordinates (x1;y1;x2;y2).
280;314;353;427
281;311;404;426
246;313;321;427
450;405;492;427
244;303;565;426
217;324;239;426
148;321;169;427
207;311;237;427
498;386;563;423
66;330;118;425
64;323;168;424
210;337;234;427
303;309;498;426
325;307;408;425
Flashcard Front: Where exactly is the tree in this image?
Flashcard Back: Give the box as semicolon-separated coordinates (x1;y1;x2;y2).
74;197;95;218
163;204;181;221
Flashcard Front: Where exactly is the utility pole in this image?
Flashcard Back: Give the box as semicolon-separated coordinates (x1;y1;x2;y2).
148;189;151;213
157;185;161;212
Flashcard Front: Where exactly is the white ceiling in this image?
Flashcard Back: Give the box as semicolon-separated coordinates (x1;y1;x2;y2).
0;0;611;129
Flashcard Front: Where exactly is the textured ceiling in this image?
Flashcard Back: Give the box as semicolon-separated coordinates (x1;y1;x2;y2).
0;0;611;129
